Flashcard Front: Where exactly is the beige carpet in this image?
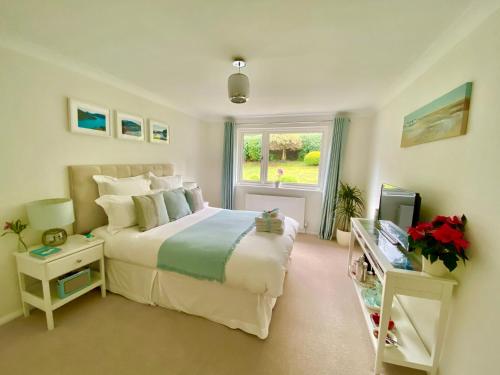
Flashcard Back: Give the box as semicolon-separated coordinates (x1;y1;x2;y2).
0;234;424;375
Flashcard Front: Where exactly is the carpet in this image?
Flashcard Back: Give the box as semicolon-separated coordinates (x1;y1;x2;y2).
0;234;424;375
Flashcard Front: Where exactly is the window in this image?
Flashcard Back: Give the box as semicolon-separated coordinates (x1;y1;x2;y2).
241;133;262;182
237;126;327;189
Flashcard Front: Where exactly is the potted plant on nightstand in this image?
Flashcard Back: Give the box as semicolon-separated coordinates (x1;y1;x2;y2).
335;182;364;247
2;219;28;251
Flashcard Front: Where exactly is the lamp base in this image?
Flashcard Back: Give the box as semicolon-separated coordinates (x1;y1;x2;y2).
42;228;68;247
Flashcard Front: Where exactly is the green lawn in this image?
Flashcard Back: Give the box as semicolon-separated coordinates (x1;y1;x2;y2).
242;161;319;184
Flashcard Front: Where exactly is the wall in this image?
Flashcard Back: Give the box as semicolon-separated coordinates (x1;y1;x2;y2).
233;114;374;234
341;114;374;202
0;46;214;323
366;9;500;374
199;121;224;209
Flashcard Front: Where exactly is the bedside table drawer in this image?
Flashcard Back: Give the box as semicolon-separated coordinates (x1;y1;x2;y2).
47;244;103;279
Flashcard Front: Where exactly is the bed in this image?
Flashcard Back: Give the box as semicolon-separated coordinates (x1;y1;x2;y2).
69;164;298;339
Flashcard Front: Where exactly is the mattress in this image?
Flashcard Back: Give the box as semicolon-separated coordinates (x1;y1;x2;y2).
93;207;298;297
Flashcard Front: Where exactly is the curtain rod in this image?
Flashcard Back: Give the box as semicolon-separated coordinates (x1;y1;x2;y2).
236;120;334;125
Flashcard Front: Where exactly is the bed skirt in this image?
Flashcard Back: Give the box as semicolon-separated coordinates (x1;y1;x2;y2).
105;258;277;339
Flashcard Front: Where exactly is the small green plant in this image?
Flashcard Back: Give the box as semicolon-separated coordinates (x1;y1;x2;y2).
336;182;364;231
304;151;320;166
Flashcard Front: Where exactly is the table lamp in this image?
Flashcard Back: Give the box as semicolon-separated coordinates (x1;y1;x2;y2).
26;198;75;246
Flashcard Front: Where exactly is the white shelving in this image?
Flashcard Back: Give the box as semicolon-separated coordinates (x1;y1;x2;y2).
348;218;457;375
351;278;432;371
23;271;102;310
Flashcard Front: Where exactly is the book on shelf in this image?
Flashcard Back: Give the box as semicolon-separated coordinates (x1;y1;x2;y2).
30;246;61;259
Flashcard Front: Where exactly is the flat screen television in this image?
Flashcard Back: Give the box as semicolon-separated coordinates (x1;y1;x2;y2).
378;183;421;232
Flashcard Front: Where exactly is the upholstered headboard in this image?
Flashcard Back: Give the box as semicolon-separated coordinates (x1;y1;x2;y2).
68;164;174;234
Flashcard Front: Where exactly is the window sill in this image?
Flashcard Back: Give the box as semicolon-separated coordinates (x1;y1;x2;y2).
235;182;323;193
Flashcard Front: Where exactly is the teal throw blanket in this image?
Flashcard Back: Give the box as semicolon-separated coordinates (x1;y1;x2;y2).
157;210;258;282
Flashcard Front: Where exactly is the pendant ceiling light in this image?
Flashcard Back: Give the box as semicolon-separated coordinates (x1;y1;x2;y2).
228;58;249;104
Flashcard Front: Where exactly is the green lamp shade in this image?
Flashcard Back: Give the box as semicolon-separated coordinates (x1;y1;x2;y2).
26;198;75;230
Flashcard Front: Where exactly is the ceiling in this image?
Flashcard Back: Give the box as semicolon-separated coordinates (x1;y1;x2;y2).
0;0;487;119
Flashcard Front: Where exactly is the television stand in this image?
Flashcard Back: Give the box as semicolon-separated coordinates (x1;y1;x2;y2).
348;218;457;375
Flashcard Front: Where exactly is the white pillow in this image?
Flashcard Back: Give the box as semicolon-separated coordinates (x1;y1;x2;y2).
182;181;198;190
93;174;151;196
148;173;183;190
95;195;137;234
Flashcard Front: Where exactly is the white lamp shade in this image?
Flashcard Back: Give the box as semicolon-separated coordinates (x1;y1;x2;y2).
228;72;249;103
26;198;75;230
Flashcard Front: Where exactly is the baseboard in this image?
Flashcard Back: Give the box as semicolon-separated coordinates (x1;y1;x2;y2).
0;309;23;326
305;228;319;235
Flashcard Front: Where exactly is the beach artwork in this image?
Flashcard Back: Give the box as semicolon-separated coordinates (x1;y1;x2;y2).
69;99;111;137
116;112;145;141
149;120;170;144
401;82;472;147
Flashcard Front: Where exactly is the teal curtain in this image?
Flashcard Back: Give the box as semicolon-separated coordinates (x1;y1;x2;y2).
319;117;349;240
221;120;235;209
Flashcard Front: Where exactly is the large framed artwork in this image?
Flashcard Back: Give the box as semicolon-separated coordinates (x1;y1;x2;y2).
116;112;145;141
68;99;111;137
401;82;473;148
149;119;170;144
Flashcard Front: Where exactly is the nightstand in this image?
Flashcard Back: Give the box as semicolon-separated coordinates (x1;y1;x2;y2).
14;235;106;330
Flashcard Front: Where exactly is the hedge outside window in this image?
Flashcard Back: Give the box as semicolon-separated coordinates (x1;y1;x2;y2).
237;127;327;188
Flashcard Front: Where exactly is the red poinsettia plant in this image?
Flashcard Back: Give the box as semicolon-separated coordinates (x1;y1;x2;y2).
407;215;469;272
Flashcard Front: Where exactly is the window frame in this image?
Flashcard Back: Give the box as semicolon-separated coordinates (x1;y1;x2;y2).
235;124;330;191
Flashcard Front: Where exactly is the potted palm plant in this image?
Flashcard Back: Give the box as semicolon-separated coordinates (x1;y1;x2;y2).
335;182;364;246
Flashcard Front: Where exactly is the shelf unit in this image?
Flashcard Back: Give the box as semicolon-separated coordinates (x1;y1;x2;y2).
348;219;457;375
23;270;102;311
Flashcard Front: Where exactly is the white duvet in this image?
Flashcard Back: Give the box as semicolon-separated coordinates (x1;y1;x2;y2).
93;207;298;297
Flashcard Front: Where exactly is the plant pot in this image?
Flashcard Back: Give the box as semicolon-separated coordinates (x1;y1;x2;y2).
336;229;351;247
274;181;281;188
421;256;448;277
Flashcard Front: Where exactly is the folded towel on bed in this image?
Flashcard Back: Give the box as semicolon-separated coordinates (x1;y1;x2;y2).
255;209;285;235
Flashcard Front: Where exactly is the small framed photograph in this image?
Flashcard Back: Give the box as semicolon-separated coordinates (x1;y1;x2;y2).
68;99;111;137
149;119;170;144
116;111;145;141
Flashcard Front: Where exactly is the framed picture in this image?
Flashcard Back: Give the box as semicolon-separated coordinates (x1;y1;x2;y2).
68;99;111;137
149;119;170;144
401;82;473;147
116;111;145;141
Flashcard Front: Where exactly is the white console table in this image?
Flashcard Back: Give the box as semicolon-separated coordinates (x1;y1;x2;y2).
348;218;457;375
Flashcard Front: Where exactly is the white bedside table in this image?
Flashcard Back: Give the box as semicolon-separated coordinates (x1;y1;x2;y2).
14;235;106;330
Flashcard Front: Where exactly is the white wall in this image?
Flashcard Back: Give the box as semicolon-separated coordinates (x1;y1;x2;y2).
366;9;500;374
341;114;374;205
199;121;224;209
0;46;215;322
232;114;374;234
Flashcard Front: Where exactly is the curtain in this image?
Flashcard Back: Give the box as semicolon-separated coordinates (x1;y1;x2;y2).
319;116;350;240
221;120;235;209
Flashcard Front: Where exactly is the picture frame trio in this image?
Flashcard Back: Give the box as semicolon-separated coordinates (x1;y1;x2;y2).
68;98;170;144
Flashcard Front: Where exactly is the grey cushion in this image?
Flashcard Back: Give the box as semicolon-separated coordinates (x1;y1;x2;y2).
185;187;204;213
132;192;169;231
162;188;192;221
